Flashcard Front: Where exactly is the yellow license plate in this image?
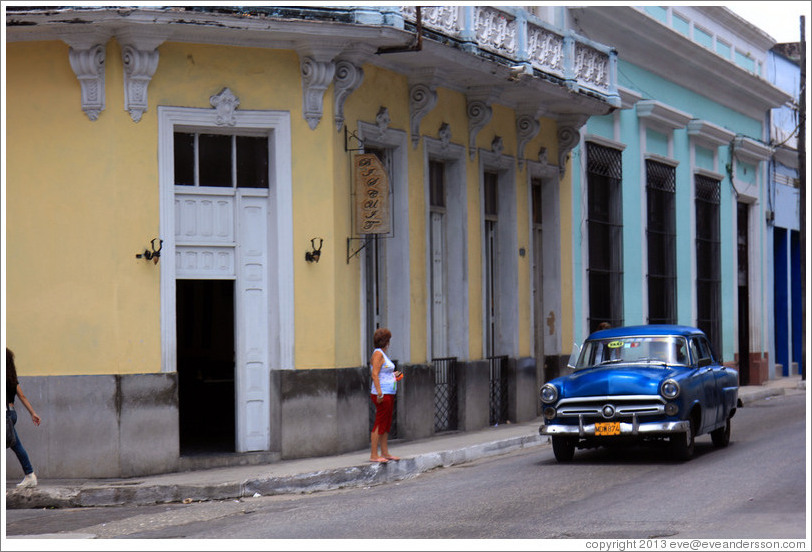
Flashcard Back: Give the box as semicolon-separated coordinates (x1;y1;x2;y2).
595;422;621;436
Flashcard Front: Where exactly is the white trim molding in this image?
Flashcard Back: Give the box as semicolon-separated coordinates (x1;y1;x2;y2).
686;118;736;148
618;86;643;110
636;99;693;131
644;152;679;168
158;104;295;373
733;135;773;162
584;133;627;152
694;167;726;182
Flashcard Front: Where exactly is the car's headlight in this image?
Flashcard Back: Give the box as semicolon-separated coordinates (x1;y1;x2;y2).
540;383;558;404
660;379;680;400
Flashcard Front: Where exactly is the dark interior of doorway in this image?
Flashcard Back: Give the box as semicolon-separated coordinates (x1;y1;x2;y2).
176;279;236;455
737;203;750;385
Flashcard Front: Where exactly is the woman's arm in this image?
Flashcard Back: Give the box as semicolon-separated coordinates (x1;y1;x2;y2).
370;350;384;401
16;384;41;426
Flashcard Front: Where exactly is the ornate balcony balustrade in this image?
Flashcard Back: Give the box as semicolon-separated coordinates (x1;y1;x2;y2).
402;6;618;101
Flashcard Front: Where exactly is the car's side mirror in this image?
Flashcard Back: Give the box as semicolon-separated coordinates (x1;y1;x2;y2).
697;358;712;368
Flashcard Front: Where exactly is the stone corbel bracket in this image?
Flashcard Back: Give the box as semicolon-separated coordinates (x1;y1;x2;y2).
333;60;364;132
516;110;541;170
300;55;336;130
68;44;107;121
121;45;160;122
557;123;582;179
117;27;167;122
409;82;438;149
61;28;112;121
467;99;493;161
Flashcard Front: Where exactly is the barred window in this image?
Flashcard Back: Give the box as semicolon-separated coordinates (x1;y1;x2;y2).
695;174;722;354
646;160;677;325
586;143;624;332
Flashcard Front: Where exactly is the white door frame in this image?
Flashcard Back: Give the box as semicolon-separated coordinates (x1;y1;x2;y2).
356;121;410;364
158;105;294;452
479;148;518;358
424;137;468;361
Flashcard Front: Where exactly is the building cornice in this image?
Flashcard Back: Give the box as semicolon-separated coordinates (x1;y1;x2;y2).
568;6;791;116
6;6;620;126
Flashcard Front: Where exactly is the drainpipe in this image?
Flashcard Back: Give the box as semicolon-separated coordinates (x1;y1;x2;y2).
377;7;422;55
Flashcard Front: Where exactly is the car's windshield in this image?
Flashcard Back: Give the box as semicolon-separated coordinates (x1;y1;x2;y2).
575;336;689;369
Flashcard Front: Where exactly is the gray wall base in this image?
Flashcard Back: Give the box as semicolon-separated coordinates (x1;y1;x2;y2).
7;358;538;479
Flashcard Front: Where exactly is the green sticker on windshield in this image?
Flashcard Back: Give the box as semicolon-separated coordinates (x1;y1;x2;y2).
607;340;624;349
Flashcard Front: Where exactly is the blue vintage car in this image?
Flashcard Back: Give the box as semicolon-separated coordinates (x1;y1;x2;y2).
539;325;739;462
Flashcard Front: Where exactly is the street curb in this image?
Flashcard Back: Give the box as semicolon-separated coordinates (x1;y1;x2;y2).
5;434;545;509
738;387;786;406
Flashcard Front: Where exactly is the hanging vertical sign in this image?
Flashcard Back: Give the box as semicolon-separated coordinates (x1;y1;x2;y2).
354;153;391;235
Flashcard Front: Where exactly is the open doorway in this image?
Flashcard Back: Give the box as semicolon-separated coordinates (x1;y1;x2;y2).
176;279;236;454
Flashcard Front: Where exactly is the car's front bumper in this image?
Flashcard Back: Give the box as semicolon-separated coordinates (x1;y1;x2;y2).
539;418;690;438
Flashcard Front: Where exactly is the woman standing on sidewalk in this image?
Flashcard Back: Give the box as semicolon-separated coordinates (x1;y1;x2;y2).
369;328;401;463
6;348;41;487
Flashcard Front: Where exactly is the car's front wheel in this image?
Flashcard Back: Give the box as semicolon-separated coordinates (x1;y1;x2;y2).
710;417;731;447
670;418;696;461
551;436;576;462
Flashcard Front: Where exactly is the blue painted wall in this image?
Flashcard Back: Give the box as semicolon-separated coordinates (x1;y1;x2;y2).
571;58;765;365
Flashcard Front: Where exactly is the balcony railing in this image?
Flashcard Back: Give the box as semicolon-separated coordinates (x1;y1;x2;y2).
402;6;618;102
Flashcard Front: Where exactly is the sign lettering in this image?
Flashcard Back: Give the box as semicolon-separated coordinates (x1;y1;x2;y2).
354;153;391;234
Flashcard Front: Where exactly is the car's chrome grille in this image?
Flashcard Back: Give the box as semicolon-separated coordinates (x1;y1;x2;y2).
555;395;665;419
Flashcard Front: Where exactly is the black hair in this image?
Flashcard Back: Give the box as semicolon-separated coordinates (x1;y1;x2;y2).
6;348;18;388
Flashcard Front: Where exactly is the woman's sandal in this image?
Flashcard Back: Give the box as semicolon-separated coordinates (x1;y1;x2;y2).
383;455;400;461
369;457;389;463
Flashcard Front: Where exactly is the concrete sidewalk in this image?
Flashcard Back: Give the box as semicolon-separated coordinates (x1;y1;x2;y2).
5;375;805;510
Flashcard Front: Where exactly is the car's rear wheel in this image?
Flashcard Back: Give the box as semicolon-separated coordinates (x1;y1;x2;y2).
670;418;696;461
710;417;731;447
552;436;576;462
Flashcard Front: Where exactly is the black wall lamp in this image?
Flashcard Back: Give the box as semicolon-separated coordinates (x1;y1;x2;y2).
305;238;324;263
136;238;163;264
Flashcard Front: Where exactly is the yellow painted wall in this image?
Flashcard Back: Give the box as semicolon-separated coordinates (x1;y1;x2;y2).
6;40;162;376
6;37;573;377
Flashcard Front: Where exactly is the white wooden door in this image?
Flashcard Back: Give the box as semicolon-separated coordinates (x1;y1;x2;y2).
235;191;271;452
174;188;270;452
430;211;447;358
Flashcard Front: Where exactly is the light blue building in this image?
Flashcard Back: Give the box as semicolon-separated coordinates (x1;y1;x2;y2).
561;6;791;385
766;42;803;378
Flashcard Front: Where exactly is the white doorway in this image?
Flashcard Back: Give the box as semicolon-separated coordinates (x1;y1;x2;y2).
159;105;294;453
